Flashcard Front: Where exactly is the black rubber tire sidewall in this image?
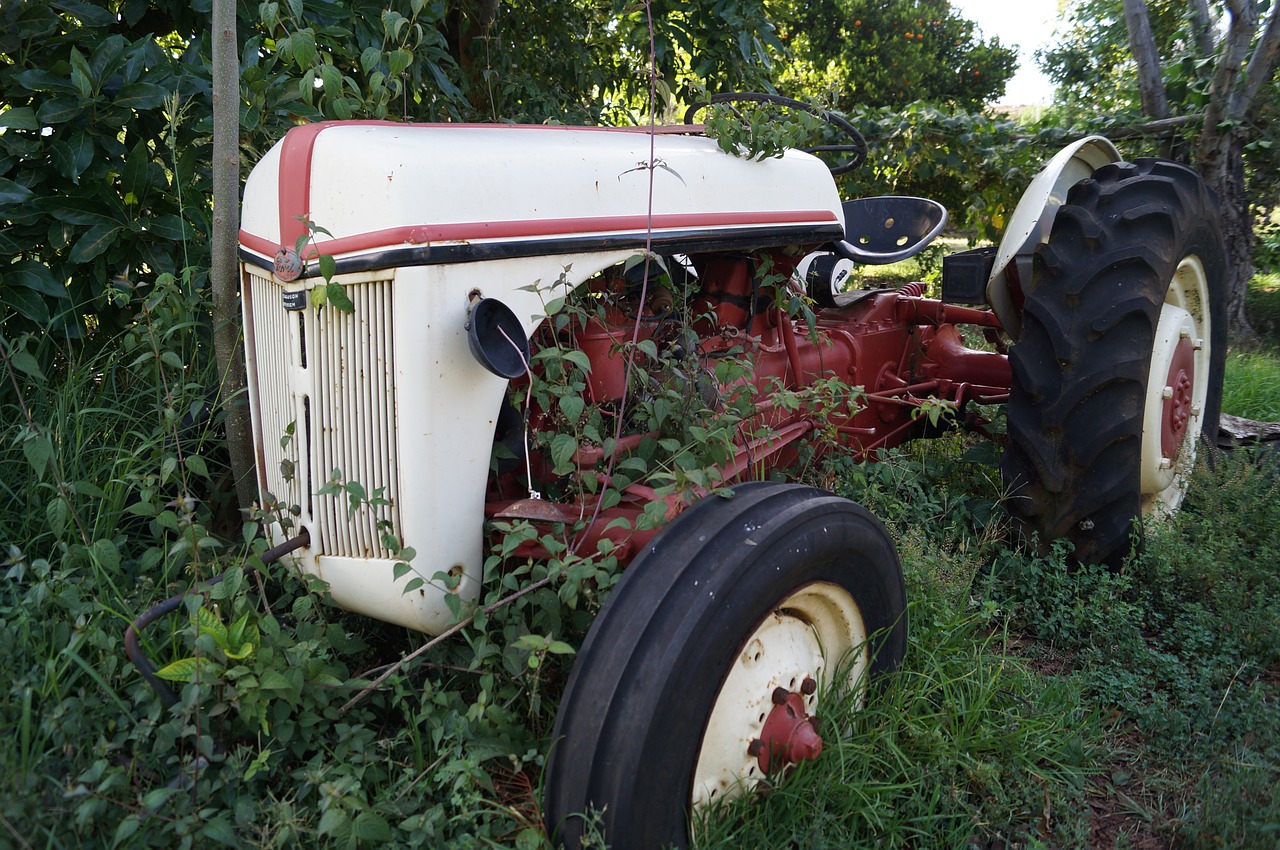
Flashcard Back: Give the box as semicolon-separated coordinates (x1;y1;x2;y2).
1001;158;1227;566
544;482;907;850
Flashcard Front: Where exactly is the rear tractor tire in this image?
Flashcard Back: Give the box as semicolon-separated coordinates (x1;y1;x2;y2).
1002;158;1226;566
544;482;907;850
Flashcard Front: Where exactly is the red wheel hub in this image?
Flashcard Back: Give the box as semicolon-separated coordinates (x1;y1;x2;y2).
747;683;824;775
1161;337;1196;460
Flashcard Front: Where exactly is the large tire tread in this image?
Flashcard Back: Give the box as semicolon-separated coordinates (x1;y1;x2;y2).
1001;158;1226;565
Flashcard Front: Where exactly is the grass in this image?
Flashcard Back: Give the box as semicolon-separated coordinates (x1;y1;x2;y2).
1222;272;1280;421
2;273;1279;849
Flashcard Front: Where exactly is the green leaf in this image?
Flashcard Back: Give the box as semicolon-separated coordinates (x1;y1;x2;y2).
387;48;412;77
90;35;128;85
91;539;120;572
112;814;140;847
196;606;229;647
243;747;273;782
12;70;77;95
121;140;151;204
223;641;255;661
9;347;48;380
199;817;238;847
8;261;66;300
0;177;34;205
141;787;175;810
325;282;354;313
259;670;293;690
50;0;116;28
353;812;393;842
68;47;94;94
260;1;280;31
5;288;51;325
184;455;210;479
360;46;382;74
0;107;38;130
46;498;68;537
562;349;593;374
558;393;584;423
113;82;169;110
292;29;317;70
550;433;578;472
21;430;53;480
35;196;124;226
144;214;188;240
68;223;122;263
318;253;336;282
36;97;84;124
154;656;217;683
317;808;348;837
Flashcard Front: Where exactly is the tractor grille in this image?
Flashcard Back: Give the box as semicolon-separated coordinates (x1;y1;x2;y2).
245;269;402;559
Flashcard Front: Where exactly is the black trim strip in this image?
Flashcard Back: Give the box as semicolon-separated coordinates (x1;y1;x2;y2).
239;223;845;278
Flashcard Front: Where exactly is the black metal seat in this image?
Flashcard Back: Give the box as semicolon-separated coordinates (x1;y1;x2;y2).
832;196;948;265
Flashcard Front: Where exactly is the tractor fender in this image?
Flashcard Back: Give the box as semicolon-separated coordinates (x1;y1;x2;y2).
986;135;1121;338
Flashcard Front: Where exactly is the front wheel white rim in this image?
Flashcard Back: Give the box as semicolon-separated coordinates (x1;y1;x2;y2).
691;581;868;808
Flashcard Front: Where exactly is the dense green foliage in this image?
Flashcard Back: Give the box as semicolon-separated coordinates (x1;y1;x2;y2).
1036;0;1280;220
1038;0;1192;113
776;0;1018;111
0;0;782;341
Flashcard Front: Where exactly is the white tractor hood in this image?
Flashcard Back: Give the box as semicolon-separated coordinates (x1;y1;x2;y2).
239;121;845;273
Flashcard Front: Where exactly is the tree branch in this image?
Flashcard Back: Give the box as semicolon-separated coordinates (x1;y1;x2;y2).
1187;0;1216;58
1242;1;1280;110
1122;0;1170;118
1198;0;1257;167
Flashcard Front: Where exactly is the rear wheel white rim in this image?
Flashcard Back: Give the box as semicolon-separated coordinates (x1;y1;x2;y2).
1140;255;1211;516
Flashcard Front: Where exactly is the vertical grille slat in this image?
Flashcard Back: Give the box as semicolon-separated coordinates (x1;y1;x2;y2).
312;278;401;559
246;270;401;559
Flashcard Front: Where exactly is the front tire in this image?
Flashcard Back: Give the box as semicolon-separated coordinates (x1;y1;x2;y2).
1001;158;1226;566
544;482;907;850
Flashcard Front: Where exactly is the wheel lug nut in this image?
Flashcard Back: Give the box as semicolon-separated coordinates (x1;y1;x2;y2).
1162;386;1174;399
1194;338;1204;350
1180;329;1191;339
771;686;789;705
1160;456;1173;469
801;676;817;695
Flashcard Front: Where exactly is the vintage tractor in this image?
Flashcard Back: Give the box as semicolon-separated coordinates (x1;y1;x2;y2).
237;98;1224;849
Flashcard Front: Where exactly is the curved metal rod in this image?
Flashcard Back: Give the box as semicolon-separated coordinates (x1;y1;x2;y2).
123;529;311;708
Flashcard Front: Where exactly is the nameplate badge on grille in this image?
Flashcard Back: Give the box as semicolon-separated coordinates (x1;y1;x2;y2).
281;290;307;311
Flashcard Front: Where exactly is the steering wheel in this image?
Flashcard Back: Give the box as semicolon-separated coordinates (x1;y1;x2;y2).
683;92;868;175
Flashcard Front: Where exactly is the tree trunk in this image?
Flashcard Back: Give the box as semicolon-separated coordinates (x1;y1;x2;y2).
210;0;257;514
1199;132;1256;342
